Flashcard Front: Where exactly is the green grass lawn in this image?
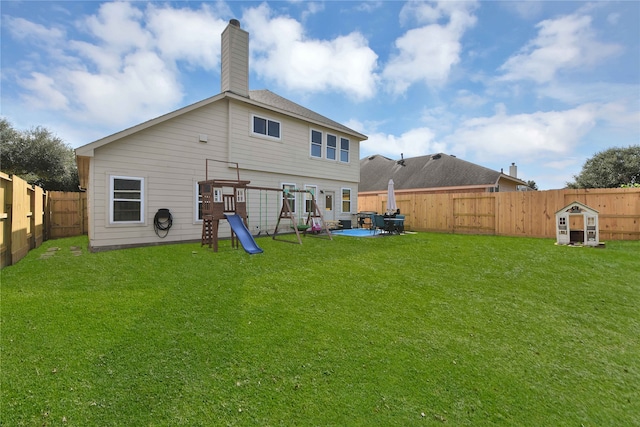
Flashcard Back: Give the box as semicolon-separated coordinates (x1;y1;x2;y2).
1;233;639;426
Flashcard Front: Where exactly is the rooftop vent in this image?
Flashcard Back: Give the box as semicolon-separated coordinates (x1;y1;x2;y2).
229;19;240;27
397;153;406;166
432;154;441;160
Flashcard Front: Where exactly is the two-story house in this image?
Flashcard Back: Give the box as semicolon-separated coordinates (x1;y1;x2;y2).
75;19;367;251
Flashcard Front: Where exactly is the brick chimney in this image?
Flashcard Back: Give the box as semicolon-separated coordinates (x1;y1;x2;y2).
221;19;249;97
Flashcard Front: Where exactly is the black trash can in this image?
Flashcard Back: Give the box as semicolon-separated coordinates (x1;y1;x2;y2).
339;219;352;229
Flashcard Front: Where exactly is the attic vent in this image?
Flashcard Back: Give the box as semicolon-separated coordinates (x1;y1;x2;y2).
432;154;441;160
397;152;406;166
368;156;376;160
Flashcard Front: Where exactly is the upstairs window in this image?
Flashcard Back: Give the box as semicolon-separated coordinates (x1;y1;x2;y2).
311;130;322;158
253;115;281;139
326;134;337;160
340;138;350;163
110;176;144;223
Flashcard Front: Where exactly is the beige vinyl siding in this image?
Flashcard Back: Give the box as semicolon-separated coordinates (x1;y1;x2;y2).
227;100;360;183
86;98;362;250
89;102;230;249
497;178;518;192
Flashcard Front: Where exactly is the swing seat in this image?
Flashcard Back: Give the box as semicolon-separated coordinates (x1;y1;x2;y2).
294;224;310;231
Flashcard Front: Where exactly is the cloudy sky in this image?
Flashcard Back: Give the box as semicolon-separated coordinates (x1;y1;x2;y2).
2;0;638;189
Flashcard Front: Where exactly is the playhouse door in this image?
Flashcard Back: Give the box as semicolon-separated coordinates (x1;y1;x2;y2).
324;191;334;221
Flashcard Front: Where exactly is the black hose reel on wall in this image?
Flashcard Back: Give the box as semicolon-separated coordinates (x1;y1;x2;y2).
154;208;173;238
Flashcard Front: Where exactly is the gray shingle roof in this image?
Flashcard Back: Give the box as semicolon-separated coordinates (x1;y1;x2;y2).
359;153;516;192
249;89;366;139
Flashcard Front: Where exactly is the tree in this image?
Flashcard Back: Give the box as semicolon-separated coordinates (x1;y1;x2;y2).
567;146;640;189
0;118;79;191
526;180;538;190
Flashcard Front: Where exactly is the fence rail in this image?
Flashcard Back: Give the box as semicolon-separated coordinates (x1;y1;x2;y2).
1;172;87;268
358;188;640;241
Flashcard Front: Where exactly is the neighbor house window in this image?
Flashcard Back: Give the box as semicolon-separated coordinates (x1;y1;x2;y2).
340;138;350;163
326;134;337;160
110;176;144;223
252;115;281;139
305;185;318;213
341;188;351;213
311;129;322;158
282;183;297;214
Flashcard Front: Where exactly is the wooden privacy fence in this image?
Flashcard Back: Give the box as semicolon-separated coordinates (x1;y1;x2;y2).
358;188;640;241
1;172;87;268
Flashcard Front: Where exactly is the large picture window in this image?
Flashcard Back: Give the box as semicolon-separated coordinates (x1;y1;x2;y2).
326;134;337;160
311;129;322;158
341;188;352;213
340;138;350;163
110;176;144;223
252;115;281;139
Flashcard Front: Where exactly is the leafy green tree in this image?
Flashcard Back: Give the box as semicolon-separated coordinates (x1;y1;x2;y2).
567;145;640;189
0;118;79;191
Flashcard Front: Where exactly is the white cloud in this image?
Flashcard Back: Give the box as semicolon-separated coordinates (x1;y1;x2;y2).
5;2;228;131
243;4;378;100
3;16;66;44
447;104;598;161
383;1;477;94
146;4;227;71
77;2;150;52
499;13;622;83
67;50;182;126
453;89;488;108
362;127;447;159
18;72;69;110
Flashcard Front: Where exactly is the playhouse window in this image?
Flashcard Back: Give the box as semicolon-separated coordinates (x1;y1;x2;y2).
213;189;222;203
110;176;144;223
236;188;245;203
340;138;350;163
252;115;280;139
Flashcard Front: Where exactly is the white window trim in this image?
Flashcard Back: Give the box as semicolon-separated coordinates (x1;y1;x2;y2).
251;113;281;140
340;137;350;163
282;182;297;215
109;175;145;225
326;133;337;161
310;129;323;158
304;185;318;213
341;187;352;214
195;182;203;223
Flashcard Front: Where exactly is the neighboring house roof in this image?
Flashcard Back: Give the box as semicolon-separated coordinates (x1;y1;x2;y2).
76;89;365;157
359;153;526;192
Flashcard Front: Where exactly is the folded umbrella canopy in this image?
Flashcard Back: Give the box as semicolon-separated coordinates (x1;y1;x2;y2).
386;178;397;215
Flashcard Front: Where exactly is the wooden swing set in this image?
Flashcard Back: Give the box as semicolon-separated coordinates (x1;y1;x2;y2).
199;159;332;251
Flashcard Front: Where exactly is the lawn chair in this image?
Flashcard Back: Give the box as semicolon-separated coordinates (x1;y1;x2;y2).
371;214;388;235
395;214;405;233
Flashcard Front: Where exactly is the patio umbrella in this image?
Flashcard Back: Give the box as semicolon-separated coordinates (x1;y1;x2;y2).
386;179;397;214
